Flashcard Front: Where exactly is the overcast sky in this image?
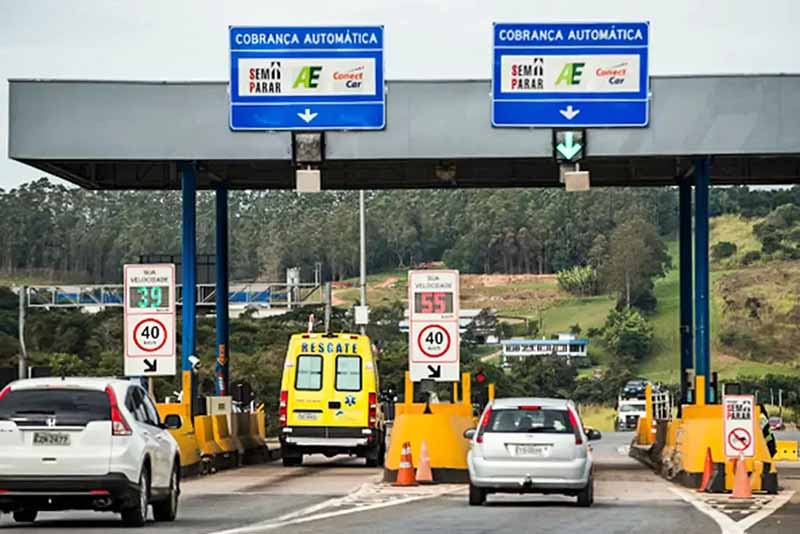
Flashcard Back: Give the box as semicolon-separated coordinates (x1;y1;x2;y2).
2;0;800;190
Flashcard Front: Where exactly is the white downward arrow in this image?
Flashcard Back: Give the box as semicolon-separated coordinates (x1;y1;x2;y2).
297;108;318;123
559;105;581;120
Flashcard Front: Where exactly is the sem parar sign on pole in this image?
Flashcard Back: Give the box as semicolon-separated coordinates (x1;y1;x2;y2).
492;22;650;127
408;270;460;382
723;394;756;458
124;264;176;377
229;26;385;130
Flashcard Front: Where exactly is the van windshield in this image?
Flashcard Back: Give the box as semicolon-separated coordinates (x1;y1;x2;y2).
295;355;323;390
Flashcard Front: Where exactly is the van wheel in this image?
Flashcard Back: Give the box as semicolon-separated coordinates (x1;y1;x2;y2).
365;441;382;467
121;467;149;526
283;454;303;467
469;483;486;506
577;477;594;507
13;509;38;523
152;465;179;522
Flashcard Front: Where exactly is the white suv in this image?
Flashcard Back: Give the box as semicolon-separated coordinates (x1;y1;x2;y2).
0;377;182;526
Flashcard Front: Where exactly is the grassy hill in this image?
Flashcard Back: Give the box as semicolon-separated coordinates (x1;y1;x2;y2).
337;214;800;384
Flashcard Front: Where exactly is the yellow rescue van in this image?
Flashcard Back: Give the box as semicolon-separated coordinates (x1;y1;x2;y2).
278;332;385;467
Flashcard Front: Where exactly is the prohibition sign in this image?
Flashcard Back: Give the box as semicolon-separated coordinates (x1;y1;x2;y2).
133;317;168;353
417;324;452;358
727;428;752;452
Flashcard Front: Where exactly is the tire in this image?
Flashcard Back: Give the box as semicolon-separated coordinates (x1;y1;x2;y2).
365;439;382;468
13;509;38;523
282;454;303;467
577;477;594;508
152;464;179;522
468;482;486;506
121;466;149;527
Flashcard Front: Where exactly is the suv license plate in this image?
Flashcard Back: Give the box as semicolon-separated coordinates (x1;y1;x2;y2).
515;444;548;457
33;432;71;446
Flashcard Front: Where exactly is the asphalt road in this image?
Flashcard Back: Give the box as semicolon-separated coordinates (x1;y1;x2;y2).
1;432;797;534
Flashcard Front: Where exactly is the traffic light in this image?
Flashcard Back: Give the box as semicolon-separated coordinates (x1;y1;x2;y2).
474;369;487;385
473;369;489;410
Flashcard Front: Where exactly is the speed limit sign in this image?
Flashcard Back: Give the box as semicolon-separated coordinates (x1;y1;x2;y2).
124;264;176;376
408;270;460;382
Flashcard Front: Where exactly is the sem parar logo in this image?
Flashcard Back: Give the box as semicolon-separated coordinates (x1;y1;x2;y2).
294;66;323;89
555;62;585;86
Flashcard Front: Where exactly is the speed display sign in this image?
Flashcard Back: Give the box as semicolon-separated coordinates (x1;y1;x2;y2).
124;264;176;377
408;270;460;382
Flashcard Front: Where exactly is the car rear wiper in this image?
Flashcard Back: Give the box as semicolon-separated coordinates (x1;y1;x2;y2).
521;426;562;433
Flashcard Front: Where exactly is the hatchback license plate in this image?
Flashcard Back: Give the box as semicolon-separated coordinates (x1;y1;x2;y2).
33;432;71;446
514;444;548;457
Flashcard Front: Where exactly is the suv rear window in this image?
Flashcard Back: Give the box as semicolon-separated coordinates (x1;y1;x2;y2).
486;408;574;434
0;388;110;426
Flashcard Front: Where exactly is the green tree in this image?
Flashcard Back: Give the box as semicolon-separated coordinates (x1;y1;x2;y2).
602;308;654;362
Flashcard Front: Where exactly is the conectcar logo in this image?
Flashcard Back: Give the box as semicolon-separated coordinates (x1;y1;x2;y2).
333;65;366;88
595;62;628;86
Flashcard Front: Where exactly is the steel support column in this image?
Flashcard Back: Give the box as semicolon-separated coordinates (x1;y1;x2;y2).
679;179;694;406
180;164;197;414
214;183;230;396
693;158;712;402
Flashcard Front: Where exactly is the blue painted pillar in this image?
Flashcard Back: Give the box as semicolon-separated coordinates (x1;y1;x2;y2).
679;179;694;406
214;183;230;397
694;158;711;402
180;164;197;413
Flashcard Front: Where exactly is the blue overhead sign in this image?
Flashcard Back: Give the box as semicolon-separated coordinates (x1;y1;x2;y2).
492;22;649;128
229;26;385;130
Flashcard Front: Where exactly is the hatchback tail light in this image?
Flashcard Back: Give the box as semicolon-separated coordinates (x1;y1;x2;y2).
567;408;583;445
105;386;131;436
476;407;492;444
0;385;10;402
368;392;377;427
279;390;288;426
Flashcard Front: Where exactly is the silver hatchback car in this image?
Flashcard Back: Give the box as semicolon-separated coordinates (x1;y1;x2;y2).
465;397;601;507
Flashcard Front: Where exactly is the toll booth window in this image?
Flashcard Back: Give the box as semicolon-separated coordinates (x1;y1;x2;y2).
335;356;362;392
295;355;323;391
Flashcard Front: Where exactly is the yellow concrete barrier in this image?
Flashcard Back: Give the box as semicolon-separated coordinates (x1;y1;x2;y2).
233;413;261;450
211;413;239;456
249;413;266;447
156;403;202;474
774;440;799;462
256;412;267;442
193;415;225;458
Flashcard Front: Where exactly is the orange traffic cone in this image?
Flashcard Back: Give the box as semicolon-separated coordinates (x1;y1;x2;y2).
416;440;434;484
730;455;752;499
394;441;418;487
697;448;713;492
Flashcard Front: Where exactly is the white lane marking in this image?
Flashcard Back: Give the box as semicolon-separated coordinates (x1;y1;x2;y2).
669;487;744;534
738;490;794;531
209;485;460;534
669;487;795;533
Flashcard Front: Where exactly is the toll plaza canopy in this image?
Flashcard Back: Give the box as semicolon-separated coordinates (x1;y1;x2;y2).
8;75;800;190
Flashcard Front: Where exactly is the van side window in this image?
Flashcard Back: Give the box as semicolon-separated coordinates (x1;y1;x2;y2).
335;355;362;392
295;355;323;391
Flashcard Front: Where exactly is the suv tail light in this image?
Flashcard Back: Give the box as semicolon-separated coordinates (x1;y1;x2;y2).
105;386;132;436
279;390;288;426
0;385;10;402
567;408;583;445
476;407;492;444
368;392;377;427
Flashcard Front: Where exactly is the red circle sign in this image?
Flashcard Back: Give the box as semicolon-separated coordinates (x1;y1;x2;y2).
417;324;452;358
133;318;168;353
727;428;752;452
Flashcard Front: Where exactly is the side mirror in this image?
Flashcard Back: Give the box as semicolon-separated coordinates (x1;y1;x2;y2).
163;414;182;430
463;428;477;440
586;428;602;441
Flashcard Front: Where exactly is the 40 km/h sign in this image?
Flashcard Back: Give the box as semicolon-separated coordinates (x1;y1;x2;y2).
408;270;460;382
124;264;176;377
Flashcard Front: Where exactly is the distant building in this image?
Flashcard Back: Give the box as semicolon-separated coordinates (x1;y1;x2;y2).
500;333;589;367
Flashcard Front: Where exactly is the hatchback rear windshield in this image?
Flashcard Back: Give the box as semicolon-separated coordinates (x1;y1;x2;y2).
486;408;574;434
0;388;110;426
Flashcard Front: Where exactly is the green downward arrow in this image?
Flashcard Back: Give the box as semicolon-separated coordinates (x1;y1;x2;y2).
556;132;583;161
